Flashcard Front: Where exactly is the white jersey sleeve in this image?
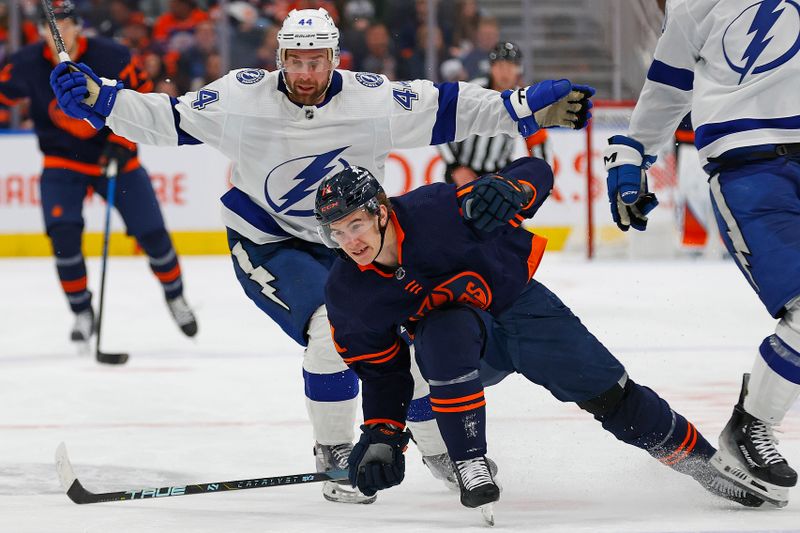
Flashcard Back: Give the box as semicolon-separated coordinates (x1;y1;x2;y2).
106;72;235;150
388;80;517;149
628;1;703;155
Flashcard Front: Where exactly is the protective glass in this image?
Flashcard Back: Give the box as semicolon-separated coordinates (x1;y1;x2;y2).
318;208;378;248
283;56;334;74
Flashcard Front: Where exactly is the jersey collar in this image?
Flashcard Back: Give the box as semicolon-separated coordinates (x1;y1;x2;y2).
277;70;343;108
358;211;406;277
42;36;88;65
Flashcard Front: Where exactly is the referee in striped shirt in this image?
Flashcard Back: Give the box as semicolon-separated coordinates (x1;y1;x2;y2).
438;42;551;186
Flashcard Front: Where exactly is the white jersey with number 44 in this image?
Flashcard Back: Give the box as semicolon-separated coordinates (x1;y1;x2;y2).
105;69;518;244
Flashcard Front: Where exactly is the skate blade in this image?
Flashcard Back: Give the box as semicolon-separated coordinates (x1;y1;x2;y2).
479;503;495;526
711;451;789;507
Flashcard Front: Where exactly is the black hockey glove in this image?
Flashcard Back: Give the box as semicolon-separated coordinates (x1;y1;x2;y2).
348;423;411;496
99;141;134;176
462;174;533;232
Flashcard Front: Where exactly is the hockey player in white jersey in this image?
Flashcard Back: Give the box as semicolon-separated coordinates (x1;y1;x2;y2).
49;7;593;504
603;0;800;507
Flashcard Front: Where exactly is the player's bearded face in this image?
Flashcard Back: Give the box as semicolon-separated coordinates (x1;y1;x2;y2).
283;50;333;106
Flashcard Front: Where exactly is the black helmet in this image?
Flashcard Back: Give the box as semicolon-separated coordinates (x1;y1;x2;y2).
489;41;522;64
39;0;80;23
315;166;384;247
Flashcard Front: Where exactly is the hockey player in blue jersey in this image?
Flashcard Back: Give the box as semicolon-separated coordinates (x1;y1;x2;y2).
315;159;768;521
603;0;800;507
48;6;593;504
0;0;197;343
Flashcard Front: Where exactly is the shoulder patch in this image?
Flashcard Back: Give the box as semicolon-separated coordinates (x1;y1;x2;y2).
355;72;384;88
236;69;266;85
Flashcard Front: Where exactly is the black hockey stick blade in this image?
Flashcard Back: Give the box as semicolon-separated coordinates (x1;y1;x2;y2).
95;351;129;365
55;442;348;504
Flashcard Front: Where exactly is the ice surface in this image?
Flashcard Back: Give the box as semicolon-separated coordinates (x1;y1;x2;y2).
1;254;799;532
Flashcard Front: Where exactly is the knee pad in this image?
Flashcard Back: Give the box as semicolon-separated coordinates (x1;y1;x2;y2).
414;307;485;383
577;373;629;417
48;224;83;258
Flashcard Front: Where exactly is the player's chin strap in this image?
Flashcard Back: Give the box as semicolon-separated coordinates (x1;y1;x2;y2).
369;214;390;264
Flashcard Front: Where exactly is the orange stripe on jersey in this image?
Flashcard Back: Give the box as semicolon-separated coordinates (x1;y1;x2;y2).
330;326;347;354
0;91;21;107
107;133;137;151
675;129;695;144
154;265;181;283
364;418;406;430
430;391;484;405
456;185;474;198
432;400;486;413
342;341;400;364
61;276;87;293
44;155;141;176
526;234;548;279
518;180;538;210
508;218;520;228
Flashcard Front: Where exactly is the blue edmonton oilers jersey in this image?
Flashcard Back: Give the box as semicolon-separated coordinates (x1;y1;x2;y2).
104;68;520;245
325;160;550;427
629;0;800;165
0;37;150;165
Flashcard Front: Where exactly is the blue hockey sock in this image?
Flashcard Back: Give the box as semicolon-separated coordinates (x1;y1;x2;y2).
429;379;487;461
138;230;183;299
49;224;91;313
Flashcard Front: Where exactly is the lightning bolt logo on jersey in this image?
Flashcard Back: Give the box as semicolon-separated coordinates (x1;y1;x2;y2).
265;147;350;217
723;0;800;84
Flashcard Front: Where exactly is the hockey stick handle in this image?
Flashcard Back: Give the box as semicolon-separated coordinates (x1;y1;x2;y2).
65;469;348;504
40;0;100;104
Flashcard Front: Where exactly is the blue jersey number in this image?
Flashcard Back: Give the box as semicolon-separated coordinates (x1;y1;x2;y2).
192;89;219;110
392;87;419;111
298;18;313;25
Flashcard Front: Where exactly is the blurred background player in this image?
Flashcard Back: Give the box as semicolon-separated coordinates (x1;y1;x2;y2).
437;41;550;187
50;6;594;504
316;162;765;522
603;0;800;507
0;0;197;344
673;113;724;258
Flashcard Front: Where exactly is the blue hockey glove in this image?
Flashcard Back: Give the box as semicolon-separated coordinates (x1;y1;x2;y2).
348;424;411;497
462;174;534;232
604;135;659;232
502;80;595;136
50;62;122;129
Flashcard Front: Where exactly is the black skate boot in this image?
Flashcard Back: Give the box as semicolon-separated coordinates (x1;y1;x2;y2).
711;374;797;507
454;456;500;525
70;308;95;342
424;453;500;492
314;443;376;504
166;295;198;337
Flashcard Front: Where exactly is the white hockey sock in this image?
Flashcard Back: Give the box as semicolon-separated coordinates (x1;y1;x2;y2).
407;349;448;456
744;298;800;424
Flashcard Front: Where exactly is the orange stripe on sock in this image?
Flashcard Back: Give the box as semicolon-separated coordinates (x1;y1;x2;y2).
660;423;696;465
154;264;181;283
432;400;486;413
61;276;87;293
430;391;485;405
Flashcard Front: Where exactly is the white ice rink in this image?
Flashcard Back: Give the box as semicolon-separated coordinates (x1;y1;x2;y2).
2;254;800;533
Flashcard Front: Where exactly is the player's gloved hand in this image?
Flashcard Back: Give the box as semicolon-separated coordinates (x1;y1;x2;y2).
50;62;122;129
502;80;595;136
604;135;659;231
348;423;411;497
99;141;134;175
462;174;534;232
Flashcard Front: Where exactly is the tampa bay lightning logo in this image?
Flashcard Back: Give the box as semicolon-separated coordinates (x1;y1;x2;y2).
236;69;266;84
723;0;800;84
355;72;384;88
264;147;350;216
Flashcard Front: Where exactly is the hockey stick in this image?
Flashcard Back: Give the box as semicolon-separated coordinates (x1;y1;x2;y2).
95;158;129;365
55;442;348;504
40;0;100;103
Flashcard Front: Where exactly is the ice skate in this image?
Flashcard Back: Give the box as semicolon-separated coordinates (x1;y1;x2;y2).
454;456;500;525
314;443;376;504
711;375;797;507
166;295;198;337
682;455;766;507
70;308;95;343
423;453;459;491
